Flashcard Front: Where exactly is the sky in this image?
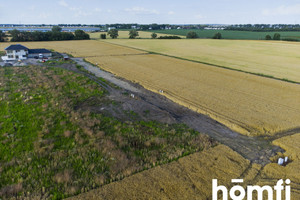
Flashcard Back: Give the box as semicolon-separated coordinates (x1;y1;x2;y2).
1;0;300;24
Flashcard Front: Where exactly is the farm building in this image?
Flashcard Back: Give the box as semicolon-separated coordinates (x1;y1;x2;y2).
1;44;52;61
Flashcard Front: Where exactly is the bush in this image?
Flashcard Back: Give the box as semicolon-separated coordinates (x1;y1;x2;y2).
282;38;299;42
265;35;272;40
158;36;181;39
186;31;198;39
151;33;157;39
273;33;281;40
212;32;222;39
100;34;106;39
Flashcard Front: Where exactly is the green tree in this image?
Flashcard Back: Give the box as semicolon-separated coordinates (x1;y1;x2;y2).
100;33;106;39
129;30;139;39
74;30;90;40
151;32;157;39
212;32;222;39
107;29;119;39
186;31;198;38
273;33;281;40
9;29;23;41
265;35;272;40
52;26;62;32
0;30;6;42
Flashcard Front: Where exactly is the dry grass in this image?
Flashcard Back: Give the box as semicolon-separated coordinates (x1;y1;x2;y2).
107;39;300;83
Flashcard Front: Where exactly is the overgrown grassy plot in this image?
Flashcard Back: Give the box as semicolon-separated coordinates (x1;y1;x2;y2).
0;66;215;199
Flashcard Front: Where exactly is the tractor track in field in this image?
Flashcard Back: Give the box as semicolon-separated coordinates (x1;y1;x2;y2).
59;57;288;166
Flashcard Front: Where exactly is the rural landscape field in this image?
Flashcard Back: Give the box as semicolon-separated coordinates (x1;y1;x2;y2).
1;34;300;198
2;40;299;136
2;1;300;199
107;39;300;83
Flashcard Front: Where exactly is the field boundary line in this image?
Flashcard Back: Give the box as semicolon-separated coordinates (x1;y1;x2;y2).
102;40;300;85
81;53;149;58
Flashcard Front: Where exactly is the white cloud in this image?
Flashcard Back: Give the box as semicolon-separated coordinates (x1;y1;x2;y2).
262;4;300;16
58;1;91;18
58;0;68;7
38;13;51;19
194;14;205;19
94;8;102;12
28;5;36;11
168;11;175;15
125;7;159;15
70;7;91;17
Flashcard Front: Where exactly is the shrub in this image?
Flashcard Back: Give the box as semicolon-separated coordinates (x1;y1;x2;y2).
265;35;272;40
212;32;222;39
273;33;281;40
186;31;198;39
100;34;106;39
158;36;181;39
282;38;299;42
151;33;157;39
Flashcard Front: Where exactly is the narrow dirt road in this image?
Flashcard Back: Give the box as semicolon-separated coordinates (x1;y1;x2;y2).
70;58;283;165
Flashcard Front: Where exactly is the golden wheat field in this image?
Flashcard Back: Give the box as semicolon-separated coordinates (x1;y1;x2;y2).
256;133;300;199
68;141;300;200
87;53;300;135
68;145;252;200
108;39;300;83
89;31;183;39
1;40;300;135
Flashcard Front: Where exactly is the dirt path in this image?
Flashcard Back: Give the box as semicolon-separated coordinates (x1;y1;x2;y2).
70;58;284;165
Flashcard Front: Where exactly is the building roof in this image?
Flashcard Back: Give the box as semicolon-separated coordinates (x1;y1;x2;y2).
28;49;52;54
5;44;29;51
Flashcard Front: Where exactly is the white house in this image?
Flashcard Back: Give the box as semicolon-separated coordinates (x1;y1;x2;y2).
1;44;52;61
2;44;29;61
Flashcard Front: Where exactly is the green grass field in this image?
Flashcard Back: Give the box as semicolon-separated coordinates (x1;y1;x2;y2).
146;29;300;40
0;65;214;199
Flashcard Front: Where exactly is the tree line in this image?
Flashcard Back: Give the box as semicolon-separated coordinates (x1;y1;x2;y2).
104;29;223;40
225;24;300;32
5;26;89;42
